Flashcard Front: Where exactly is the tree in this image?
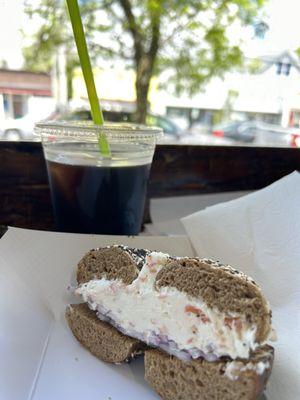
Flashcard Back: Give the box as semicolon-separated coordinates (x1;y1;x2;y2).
24;0;265;123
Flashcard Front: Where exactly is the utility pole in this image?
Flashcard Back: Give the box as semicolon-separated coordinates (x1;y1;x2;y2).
51;45;68;112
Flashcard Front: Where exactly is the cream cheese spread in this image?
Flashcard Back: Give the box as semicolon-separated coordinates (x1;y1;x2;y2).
224;359;270;380
76;252;261;360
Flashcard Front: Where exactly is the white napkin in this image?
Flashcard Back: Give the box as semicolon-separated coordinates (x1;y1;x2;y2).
182;171;300;400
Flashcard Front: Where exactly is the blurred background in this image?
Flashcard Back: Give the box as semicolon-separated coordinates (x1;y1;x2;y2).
0;0;300;147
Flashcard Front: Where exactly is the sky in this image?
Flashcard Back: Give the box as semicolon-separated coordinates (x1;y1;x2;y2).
0;0;300;69
0;0;24;68
246;0;300;57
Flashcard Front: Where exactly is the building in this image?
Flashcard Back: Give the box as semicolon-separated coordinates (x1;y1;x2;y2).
71;66;143;113
0;69;55;121
157;51;300;128
71;51;300;130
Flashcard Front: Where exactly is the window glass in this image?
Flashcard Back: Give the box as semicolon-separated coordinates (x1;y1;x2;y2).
0;0;299;148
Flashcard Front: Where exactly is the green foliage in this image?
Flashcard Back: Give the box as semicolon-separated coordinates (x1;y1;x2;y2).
23;0;265;97
247;58;264;74
23;0;67;72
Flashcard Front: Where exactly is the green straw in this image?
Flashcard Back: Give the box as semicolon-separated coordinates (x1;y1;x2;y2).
66;0;110;156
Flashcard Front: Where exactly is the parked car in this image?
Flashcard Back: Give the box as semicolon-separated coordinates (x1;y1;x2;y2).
253;124;300;147
0;115;36;141
54;109;185;141
179;131;235;146
0;109;185;142
53;109;242;146
187;122;235;146
212;121;258;143
212;120;300;147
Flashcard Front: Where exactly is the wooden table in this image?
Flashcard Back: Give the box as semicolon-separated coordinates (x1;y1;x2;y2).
0;141;299;234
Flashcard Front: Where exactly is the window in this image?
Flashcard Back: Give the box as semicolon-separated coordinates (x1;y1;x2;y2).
276;62;292;76
12;95;27;118
254;21;269;39
3;94;10;118
1;94;28;119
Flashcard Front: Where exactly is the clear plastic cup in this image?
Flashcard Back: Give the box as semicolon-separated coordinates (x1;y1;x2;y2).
35;121;163;235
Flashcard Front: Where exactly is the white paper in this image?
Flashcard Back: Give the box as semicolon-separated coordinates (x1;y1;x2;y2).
0;257;53;400
32;320;158;400
182;171;300;400
0;228;195;400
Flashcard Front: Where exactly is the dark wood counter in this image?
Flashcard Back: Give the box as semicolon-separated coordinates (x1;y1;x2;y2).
0;141;299;231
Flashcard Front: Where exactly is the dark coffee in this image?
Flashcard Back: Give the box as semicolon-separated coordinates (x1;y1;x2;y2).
46;160;151;235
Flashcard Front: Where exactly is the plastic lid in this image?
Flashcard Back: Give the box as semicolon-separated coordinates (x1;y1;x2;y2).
35;120;163;141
